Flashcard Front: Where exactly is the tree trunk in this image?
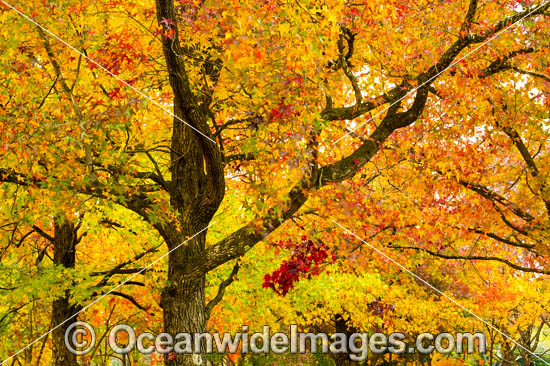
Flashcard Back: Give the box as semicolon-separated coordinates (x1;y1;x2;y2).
154;0;226;363
156;121;224;366
51;218;81;366
500;343;516;366
161;228;208;366
52;297;81;366
156;45;225;364
331;314;359;366
157;124;224;366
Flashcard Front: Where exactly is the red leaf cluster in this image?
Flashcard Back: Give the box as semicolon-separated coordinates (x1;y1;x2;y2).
263;237;335;296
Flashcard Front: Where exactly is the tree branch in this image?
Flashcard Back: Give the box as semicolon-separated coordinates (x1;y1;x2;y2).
178;2;550;281
457;179;535;222
223;153;256;163
460;0;478;34
180;86;431;282
109;291;149;311
31;225;54;243
388;244;550;275
511;67;550;82
479;47;537;78
464;227;535;249
144;151;169;191
488;98;550;216
37;26;96;180
92;244;162;287
1;166;156;218
205;260;240;320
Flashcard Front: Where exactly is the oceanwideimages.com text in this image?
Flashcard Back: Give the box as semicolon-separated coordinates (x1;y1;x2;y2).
66;322;486;361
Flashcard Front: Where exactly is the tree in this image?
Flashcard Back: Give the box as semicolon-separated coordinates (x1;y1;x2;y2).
1;0;549;365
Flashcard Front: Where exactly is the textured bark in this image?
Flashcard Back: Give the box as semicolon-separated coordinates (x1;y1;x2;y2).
154;0;226;364
51;298;81;366
51;218;81;366
161;230;208;366
157;110;224;366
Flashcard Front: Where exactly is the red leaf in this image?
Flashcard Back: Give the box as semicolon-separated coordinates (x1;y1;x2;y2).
160;17;175;27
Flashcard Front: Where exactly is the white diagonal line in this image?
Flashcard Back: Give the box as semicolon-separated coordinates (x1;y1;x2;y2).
0;0;216;144
0;221;216;366
332;1;550;145
331;219;550;366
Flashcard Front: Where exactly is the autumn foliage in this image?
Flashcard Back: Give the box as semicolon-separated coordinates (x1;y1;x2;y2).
1;0;550;365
